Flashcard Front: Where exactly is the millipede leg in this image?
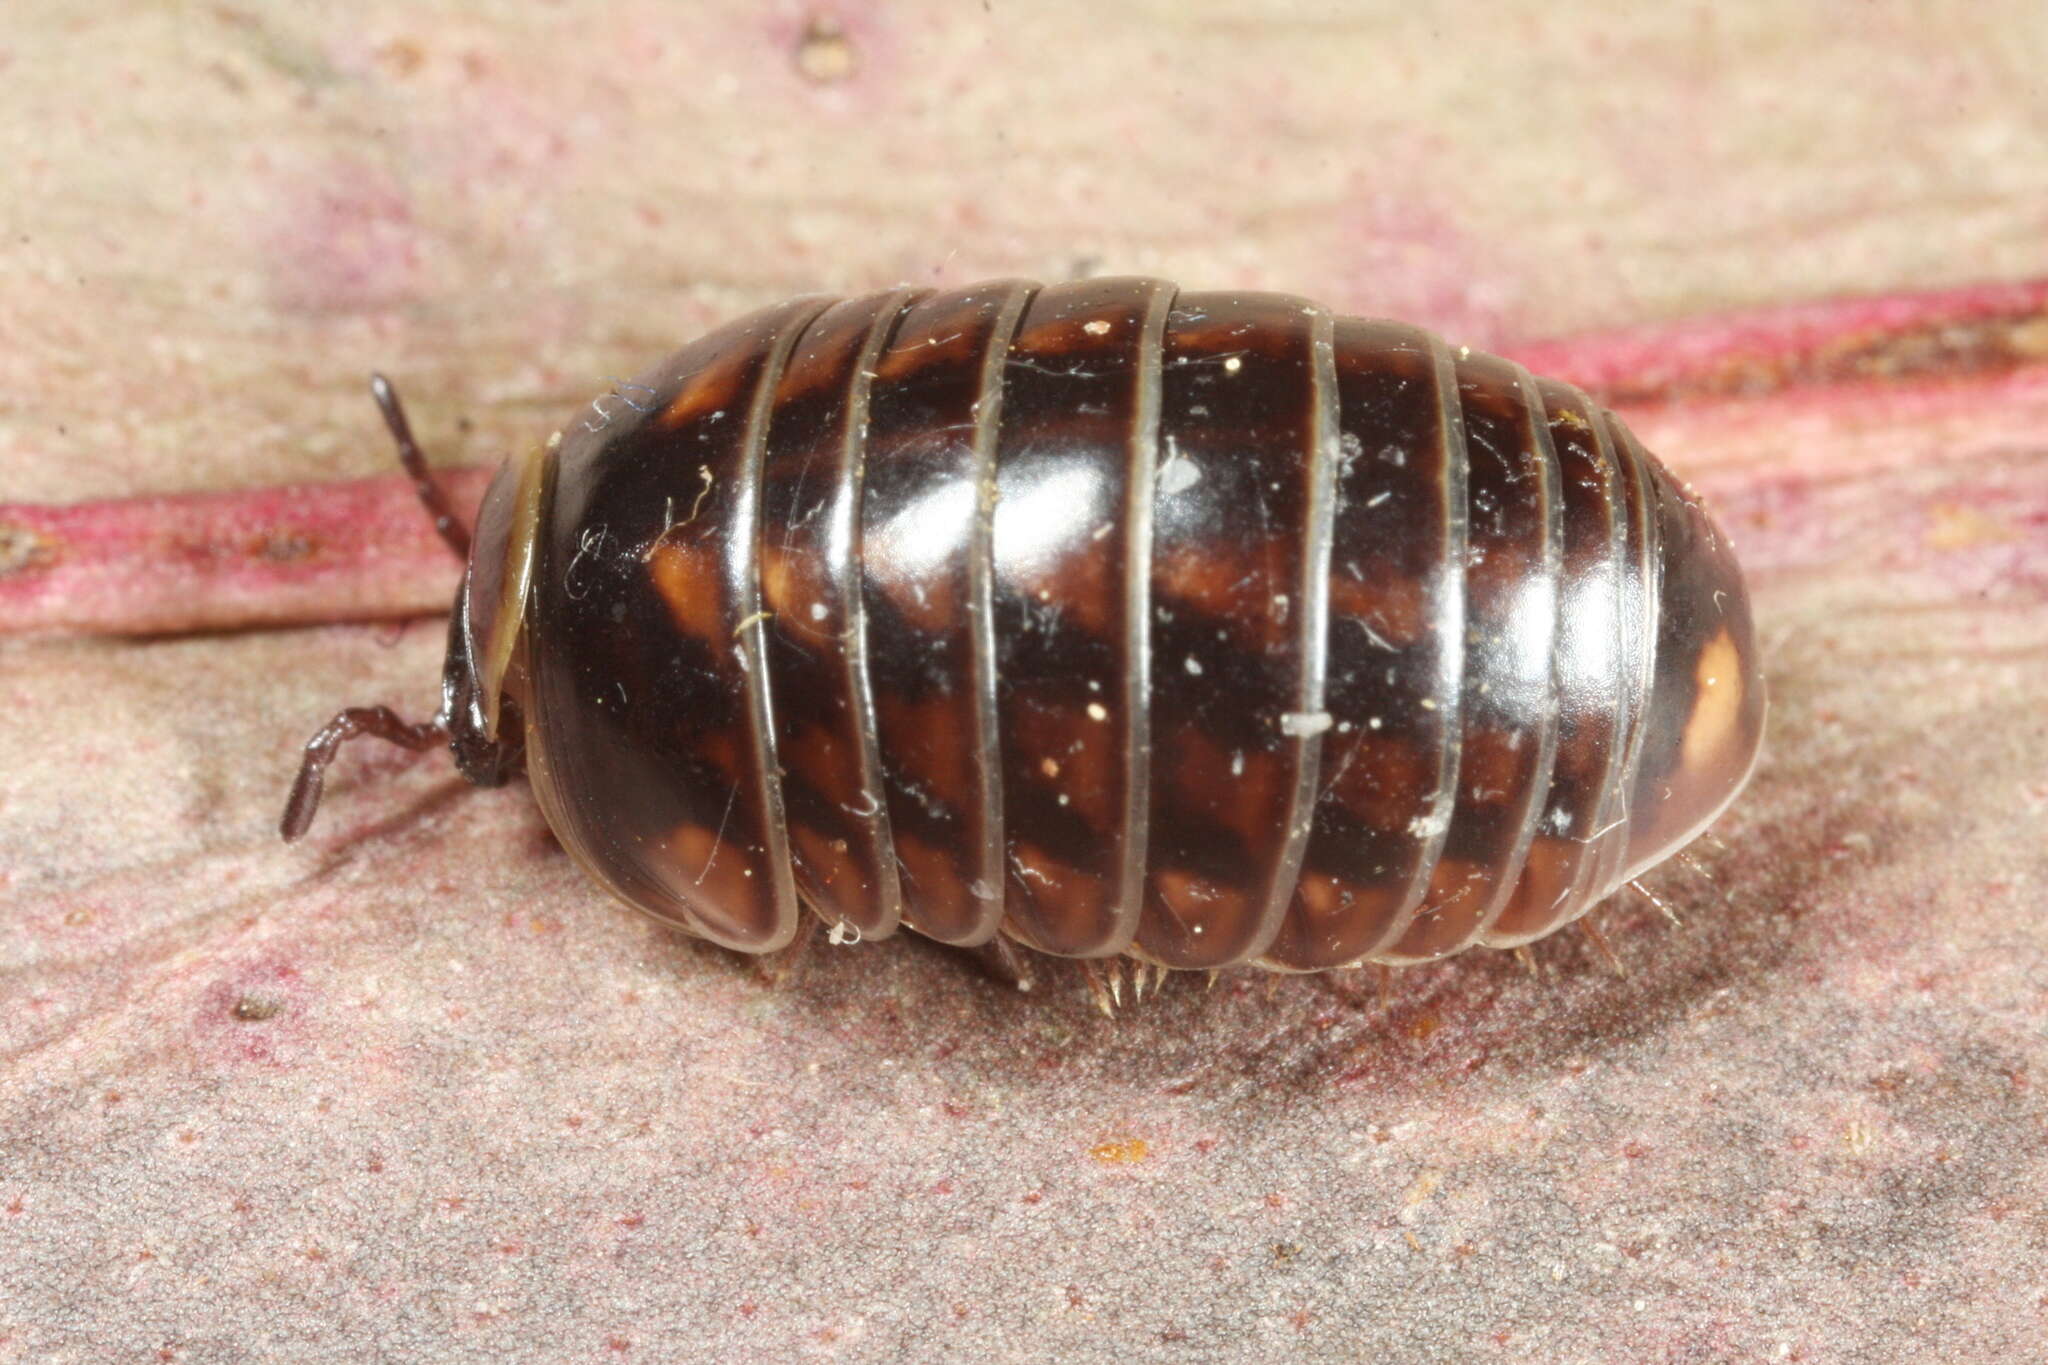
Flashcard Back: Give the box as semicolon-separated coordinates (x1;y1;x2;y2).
1628;876;1685;927
1128;958;1171;1003
280;705;448;841
1578;917;1627;977
1080;960;1121;1018
1670;852;1734;912
756;916;819;987
966;935;1038;994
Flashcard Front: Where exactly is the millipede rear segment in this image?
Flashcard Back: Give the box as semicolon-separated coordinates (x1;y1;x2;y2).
283;278;1765;975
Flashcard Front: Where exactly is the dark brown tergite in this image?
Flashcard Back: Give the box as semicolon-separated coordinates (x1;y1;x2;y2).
282;279;1765;972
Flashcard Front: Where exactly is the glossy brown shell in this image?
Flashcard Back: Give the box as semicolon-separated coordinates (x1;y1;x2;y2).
488;278;1765;972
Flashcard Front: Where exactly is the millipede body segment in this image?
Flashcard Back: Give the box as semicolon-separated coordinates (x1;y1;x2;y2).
284;278;1765;974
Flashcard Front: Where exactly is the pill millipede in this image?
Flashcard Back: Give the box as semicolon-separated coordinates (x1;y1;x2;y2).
281;277;1765;978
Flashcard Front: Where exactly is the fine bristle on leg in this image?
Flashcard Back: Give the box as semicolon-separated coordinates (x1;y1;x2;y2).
280;706;448;841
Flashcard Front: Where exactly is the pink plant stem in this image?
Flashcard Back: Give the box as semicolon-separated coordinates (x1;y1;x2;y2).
0;469;492;636
1509;275;2048;403
4;277;2046;638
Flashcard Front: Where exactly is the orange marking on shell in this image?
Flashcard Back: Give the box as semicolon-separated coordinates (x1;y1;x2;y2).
758;543;812;619
1681;627;1746;773
647;540;724;641
1005;542;1113;638
1458;727;1529;806
875;319;985;379
1498;836;1574;928
1322;731;1432;832
1019;315;1117;357
893;831;970;933
656;362;746;431
874;693;972;810
1396;856;1486;958
1328;574;1426;648
1165;727;1286;847
866;553;962;635
781;719;859;810
790;823;862;899
1153;543;1289;650
1010;840;1106;920
1288;871;1407;953
695;727;745;783
1153;867;1251;942
1011;705;1115;826
1294;870;1348;920
660;818;766;933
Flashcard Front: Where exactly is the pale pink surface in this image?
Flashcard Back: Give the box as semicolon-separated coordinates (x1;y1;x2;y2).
5;4;2048;1362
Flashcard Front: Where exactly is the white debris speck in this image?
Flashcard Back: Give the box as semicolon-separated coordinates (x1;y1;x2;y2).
1185;656;1203;676
1280;710;1333;738
1086;702;1109;722
1159;452;1201;495
1230;752;1245;777
1083;319;1112;336
1223;355;1243;374
809;602;828;621
1408;810;1450;838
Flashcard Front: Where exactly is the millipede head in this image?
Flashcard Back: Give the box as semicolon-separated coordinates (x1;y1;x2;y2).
279;375;537;841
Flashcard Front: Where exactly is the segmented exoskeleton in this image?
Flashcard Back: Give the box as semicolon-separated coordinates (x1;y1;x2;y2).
283;278;1764;974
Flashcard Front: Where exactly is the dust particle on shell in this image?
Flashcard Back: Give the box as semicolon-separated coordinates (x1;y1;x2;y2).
794;14;857;84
